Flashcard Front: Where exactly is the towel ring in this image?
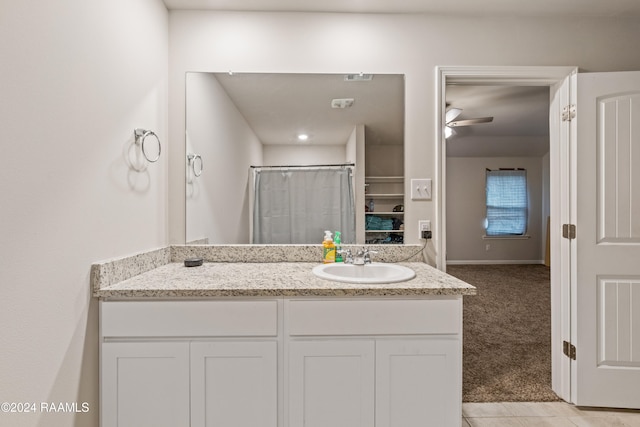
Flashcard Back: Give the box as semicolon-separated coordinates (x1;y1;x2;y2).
134;128;161;163
188;153;203;177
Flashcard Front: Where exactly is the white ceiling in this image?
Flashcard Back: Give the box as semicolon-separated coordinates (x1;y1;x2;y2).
208;75;551;157
163;0;640;17
211;73;404;146
445;85;550;157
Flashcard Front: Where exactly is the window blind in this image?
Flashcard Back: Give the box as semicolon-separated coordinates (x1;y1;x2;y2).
485;169;528;236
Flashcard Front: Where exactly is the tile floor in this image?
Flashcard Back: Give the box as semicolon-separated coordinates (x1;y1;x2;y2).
462;402;640;426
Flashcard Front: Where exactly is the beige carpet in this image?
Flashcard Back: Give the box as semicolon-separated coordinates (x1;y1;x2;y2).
447;264;561;402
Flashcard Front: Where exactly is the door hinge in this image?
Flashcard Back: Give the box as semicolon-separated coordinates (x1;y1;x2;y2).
563;340;576;360
562;104;576;122
562;224;576;239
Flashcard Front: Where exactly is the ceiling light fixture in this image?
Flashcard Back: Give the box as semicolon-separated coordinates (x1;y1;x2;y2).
444;108;461;139
297;133;309;142
331;98;355;109
444;126;455;139
344;74;373;82
445;108;462;123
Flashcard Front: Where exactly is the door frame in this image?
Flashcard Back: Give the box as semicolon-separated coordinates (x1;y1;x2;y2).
435;65;577;401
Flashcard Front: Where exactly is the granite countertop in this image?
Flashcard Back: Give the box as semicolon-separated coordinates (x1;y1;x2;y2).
92;245;476;298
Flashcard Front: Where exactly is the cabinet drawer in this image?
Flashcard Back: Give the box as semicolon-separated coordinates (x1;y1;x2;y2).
101;300;278;338
287;298;461;336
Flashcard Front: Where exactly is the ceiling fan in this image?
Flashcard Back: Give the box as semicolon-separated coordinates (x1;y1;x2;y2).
445;107;493;138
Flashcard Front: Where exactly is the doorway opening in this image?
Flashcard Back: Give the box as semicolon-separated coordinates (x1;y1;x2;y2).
435;66;577;403
444;83;552;401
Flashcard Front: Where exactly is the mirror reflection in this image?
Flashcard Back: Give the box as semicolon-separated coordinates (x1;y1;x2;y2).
185;72;404;244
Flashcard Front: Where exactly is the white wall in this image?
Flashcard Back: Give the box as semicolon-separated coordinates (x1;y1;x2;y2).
366;145;404;177
168;11;640;249
346;126;358;165
0;1;168;426
446;157;545;263
186;73;262;244
352;125;367;243
263;144;345;165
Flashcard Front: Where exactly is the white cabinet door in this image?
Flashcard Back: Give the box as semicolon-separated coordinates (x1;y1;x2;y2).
376;339;461;427
288;340;375;427
101;342;190;427
191;341;278;427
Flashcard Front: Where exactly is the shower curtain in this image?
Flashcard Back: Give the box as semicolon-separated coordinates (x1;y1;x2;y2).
252;167;355;244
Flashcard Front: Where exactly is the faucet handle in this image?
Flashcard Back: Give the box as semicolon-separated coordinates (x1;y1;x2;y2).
363;249;377;264
339;248;353;263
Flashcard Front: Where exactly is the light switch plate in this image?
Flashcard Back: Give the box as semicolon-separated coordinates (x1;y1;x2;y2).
411;178;432;200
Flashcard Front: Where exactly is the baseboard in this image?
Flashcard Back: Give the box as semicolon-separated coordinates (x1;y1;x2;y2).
447;260;545;265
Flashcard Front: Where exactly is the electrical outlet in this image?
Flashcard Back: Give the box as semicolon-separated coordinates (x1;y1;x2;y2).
485;244;491;251
418;220;431;239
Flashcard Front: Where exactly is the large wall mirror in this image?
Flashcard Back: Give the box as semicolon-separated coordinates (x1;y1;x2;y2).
185;72;404;244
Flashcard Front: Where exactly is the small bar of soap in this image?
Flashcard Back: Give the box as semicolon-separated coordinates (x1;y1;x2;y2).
184;257;204;267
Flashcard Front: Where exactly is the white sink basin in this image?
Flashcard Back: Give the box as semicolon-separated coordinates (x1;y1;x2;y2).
312;262;415;284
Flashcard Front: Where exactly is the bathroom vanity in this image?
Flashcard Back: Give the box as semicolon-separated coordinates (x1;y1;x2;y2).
93;245;475;427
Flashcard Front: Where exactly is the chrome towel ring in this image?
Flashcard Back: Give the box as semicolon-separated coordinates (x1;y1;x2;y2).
134;128;161;163
187;153;203;177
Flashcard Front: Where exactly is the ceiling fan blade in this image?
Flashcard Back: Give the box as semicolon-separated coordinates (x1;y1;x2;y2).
447;117;493;128
445;108;463;123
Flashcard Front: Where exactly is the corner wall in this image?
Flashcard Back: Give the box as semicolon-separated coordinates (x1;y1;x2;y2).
186;73;262;243
0;1;168;425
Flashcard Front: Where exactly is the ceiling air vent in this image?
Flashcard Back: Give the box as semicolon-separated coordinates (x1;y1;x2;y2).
331;98;355;109
344;74;373;82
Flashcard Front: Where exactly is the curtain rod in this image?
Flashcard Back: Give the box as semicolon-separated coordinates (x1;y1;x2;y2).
250;163;355;169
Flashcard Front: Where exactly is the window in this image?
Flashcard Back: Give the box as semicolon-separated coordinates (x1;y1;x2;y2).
485;169;528;236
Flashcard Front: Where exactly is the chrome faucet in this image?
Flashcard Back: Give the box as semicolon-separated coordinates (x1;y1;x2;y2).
338;248;354;264
352;248;377;265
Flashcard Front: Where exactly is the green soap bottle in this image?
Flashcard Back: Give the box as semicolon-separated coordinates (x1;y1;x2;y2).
334;231;343;263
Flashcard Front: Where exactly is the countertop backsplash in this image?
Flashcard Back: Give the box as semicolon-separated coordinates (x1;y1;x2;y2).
91;244;426;294
170;244;425;264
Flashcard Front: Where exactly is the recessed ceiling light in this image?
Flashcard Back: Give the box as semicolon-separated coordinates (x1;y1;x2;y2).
297;134;309;141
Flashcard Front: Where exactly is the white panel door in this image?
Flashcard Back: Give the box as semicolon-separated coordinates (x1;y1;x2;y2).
573;71;640;408
376;339;461;427
288;340;375;427
191;341;278;427
549;71;576;402
101;342;190;427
